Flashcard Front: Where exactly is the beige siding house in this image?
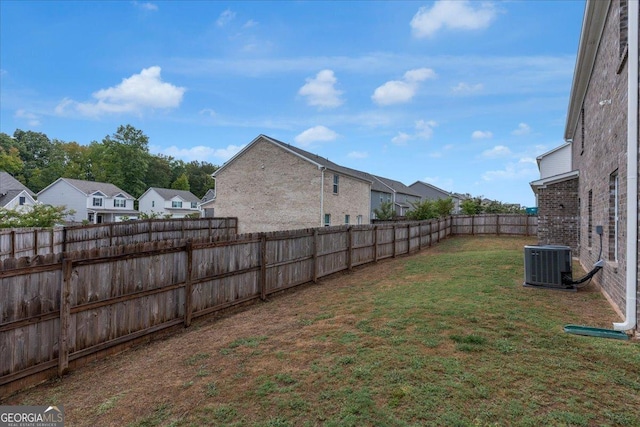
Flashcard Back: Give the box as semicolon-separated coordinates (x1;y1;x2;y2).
205;135;371;233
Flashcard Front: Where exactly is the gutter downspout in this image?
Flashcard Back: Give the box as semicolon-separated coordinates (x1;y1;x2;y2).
320;166;326;226
614;0;638;332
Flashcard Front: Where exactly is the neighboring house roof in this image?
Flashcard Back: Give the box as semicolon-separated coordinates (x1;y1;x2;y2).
38;178;135;199
0;171;35;197
564;0;610;140
201;189;215;203
214;134;373;185
0;172;36;207
373;175;422;198
140;187;200;203
409;180;453;199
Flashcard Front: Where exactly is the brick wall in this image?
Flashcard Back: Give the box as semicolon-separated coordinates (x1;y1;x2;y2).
537;177;579;251
571;0;630;316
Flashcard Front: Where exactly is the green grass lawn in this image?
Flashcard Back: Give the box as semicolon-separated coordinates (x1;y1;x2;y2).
8;236;640;426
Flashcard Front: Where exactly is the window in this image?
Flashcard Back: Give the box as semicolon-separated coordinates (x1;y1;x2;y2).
324;214;331;226
333;175;339;194
114;198;126;208
172;201;183;208
152;201;155;208
19;196;25;206
588;190;593;248
191;202;198;209
580;107;585;154
345;215;350;224
357;215;363;225
93;197;103;207
609;171;619;261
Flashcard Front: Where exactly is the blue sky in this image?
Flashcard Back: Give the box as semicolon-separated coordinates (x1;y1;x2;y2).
0;0;586;207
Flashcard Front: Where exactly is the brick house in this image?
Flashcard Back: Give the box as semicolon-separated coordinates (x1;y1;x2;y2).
530;143;580;251
542;0;638;333
205;134;371;233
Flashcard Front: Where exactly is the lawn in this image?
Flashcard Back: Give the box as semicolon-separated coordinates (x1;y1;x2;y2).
3;236;639;426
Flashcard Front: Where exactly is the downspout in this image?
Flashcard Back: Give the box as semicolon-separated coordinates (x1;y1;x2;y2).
614;0;639;332
320;166;326;226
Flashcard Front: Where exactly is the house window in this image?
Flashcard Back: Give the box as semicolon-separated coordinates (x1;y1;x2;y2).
19;196;26;205
191;202;198;209
93;197;103;207
333;175;339;194
114;198;126;208
152;201;155;207
609;171;619;261
324;214;331;226
588;190;593;248
580;106;585;155
357;215;363;225
345;215;350;224
172;201;183;208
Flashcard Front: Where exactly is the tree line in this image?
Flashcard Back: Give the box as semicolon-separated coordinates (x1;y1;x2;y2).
0;125;218;199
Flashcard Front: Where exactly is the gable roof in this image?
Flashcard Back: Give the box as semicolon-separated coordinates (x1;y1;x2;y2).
409;180;453;198
373;175;422;197
143;187;200;203
201;189;216;203
0;171;35;197
38;178;135;199
214;134;373;185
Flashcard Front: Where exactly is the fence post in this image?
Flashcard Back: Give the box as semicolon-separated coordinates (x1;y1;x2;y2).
184;240;193;327
497;214;500;236
260;234;267;300
471;215;475;236
10;230;15;258
392;224;397;258
148;219;153;242
418;222;423;251
59;259;73;376
407;223;412;253
373;226;378;263
347;226;353;271
34;229;39;256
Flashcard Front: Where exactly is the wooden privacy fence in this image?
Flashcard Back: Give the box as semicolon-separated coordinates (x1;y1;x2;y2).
452;214;537;236
0;218;237;261
0;214;534;397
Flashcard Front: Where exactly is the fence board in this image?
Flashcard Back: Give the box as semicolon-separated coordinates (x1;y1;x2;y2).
0;214;536;397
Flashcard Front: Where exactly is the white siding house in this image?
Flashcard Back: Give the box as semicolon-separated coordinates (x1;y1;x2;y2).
37;178;137;224
138;187;201;218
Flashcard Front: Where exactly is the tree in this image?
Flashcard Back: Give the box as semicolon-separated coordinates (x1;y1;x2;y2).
0;203;75;228
435;197;455;217
461;197;484;215
171;173;190;191
98;125;150;197
406;199;436;220
374;201;396;220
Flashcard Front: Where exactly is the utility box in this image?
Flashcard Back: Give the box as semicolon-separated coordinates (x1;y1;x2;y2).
524;245;573;289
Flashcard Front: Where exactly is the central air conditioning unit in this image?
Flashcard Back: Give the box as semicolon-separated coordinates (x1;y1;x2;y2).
524;245;574;290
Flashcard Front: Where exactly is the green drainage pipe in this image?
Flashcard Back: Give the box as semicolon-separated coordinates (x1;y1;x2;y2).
564;325;629;340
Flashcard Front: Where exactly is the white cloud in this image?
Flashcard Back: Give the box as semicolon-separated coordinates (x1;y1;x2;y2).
159;144;245;162
217;9;236;27
392;132;412;146
392;120;437;145
55;66;185;117
512;122;531;135
298;70;344;109
14;109;41;126
133;2;158;11
372;68;436;106
243;19;258;29
347;151;369;159
452;82;483;94
472;130;493;139
199;108;217;118
294;125;339;146
411;0;498;38
482;145;512;158
482;159;538;182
